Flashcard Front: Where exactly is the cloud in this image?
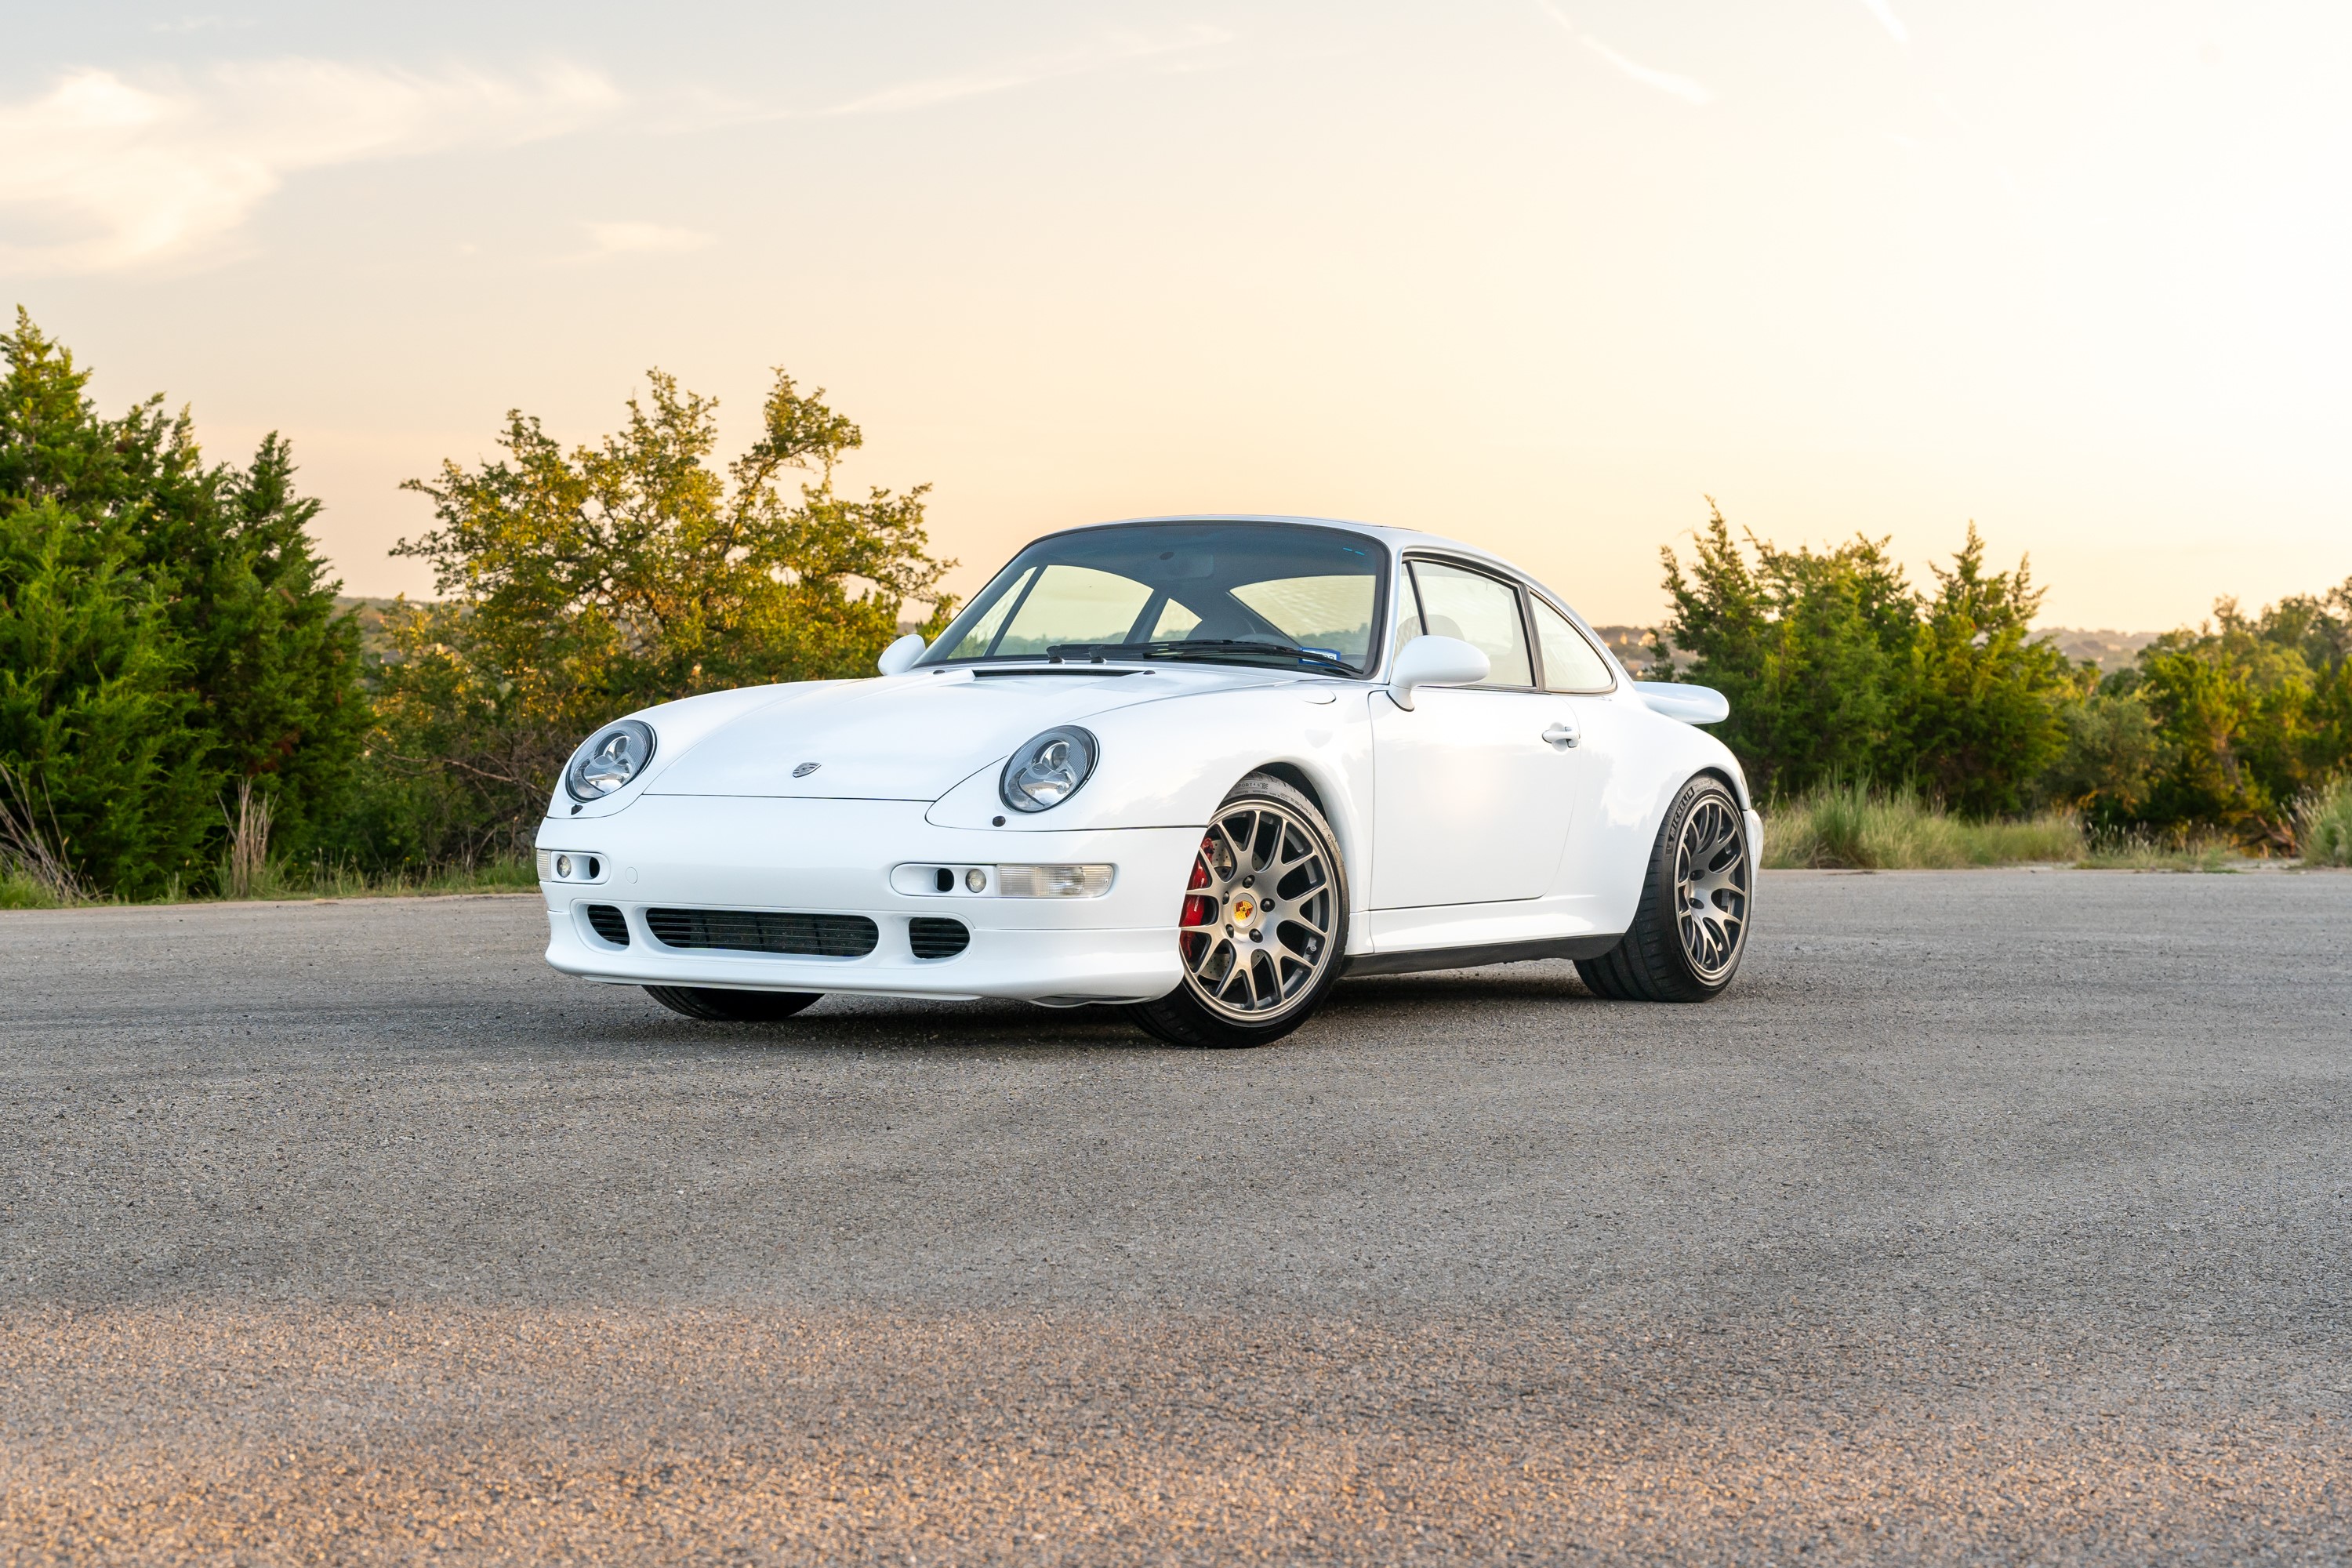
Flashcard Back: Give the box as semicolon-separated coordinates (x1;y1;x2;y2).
582;220;714;256
1577;34;1714;106
822;26;1232;116
1860;0;1910;45
0;60;620;274
1534;3;1712;107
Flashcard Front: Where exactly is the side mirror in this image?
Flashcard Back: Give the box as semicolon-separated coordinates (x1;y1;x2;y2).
1386;635;1490;710
877;633;928;676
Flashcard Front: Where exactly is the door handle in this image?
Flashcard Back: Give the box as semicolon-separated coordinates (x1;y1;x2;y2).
1541;721;1579;750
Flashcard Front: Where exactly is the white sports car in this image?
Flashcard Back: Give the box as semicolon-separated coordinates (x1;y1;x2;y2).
536;516;1759;1047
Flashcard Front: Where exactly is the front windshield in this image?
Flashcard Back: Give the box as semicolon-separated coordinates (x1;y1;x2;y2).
920;522;1388;675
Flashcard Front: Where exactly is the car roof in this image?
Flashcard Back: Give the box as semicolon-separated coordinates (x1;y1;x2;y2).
1038;513;1535;584
1007;514;1629;682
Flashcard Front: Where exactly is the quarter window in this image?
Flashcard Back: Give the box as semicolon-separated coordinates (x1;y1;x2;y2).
1531;597;1613;692
1406;561;1534;688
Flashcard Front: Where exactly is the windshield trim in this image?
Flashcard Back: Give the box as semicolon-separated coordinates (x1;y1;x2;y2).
916;520;1393;681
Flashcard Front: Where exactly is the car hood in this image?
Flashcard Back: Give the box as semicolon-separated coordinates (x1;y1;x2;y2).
644;666;1296;800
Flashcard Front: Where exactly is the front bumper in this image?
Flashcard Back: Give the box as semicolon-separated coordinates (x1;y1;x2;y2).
536;795;1198;1004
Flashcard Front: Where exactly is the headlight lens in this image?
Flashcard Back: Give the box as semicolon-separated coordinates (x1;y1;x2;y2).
1000;726;1098;813
564;719;657;801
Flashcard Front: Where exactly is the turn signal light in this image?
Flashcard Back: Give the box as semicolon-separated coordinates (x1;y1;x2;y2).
993;863;1114;898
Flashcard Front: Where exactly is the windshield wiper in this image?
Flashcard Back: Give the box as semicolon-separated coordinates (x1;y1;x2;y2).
1044;638;1355;671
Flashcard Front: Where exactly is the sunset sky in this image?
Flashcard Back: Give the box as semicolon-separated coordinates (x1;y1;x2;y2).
5;0;2346;630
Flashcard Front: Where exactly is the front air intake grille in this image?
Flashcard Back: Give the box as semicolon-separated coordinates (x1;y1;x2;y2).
909;917;971;960
583;905;630;946
644;908;878;958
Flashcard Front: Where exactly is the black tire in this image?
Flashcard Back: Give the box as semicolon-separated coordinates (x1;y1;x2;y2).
1576;775;1752;1003
644;985;824;1022
1123;771;1349;1049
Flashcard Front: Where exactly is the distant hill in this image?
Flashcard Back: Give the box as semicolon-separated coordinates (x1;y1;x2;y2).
335;596;412;658
1592;623;2159;676
2038;629;2161;673
1591;626;1687;673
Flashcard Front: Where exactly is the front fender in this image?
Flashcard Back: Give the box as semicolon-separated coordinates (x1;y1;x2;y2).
923;681;1377;891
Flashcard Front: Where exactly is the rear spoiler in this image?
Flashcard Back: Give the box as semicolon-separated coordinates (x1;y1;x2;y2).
1634;681;1730;725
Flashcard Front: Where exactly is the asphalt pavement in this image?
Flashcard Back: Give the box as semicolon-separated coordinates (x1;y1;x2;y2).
2;869;2347;1563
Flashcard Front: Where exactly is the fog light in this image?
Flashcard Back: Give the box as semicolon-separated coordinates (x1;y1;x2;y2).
555;854;573;878
993;863;1114;898
965;867;988;892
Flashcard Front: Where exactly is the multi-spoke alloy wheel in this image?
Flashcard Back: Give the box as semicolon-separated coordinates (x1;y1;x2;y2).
1673;793;1749;981
1576;775;1753;1003
1127;772;1348;1047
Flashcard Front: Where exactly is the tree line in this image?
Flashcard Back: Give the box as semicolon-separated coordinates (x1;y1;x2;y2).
4;310;2347;899
0;311;950;898
1654;504;2352;851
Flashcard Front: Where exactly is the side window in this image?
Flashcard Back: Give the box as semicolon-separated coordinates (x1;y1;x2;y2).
1531;597;1613;692
1407;561;1534;688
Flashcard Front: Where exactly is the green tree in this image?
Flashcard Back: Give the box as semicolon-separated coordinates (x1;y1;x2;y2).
1653;502;1917;800
2124;586;2352;848
1899;524;2070;816
2041;681;2161;829
1656;505;2072;815
0;499;203;897
0;308;362;891
376;366;956;858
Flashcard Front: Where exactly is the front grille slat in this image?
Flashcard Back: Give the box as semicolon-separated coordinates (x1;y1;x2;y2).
908;917;971;960
583;905;630;946
644;908;878;958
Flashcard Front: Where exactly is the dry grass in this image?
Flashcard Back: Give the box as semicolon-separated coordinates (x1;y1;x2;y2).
0;856;536;911
220;779;274;900
0;764;89;907
2078;831;2238;873
1762;784;2084;869
223;855;540;902
2295;776;2352;867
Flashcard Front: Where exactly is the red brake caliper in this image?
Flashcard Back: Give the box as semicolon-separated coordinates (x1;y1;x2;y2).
1180;836;1216;938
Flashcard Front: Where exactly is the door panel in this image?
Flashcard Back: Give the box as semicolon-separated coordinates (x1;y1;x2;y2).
1369;686;1577;907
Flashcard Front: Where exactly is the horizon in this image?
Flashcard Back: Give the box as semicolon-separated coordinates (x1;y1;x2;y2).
7;0;2347;629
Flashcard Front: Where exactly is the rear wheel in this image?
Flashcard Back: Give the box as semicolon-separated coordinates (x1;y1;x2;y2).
644;985;824;1022
1124;773;1347;1048
1576;775;1751;1003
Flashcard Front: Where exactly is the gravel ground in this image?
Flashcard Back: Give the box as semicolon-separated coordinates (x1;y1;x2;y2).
2;869;2347;1564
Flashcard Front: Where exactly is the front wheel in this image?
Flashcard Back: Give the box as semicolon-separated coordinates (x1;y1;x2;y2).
644;985;824;1022
1576;775;1752;1002
1124;772;1348;1048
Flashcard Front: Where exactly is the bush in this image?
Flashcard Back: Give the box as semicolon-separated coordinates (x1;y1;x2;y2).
2042;688;2159;828
2120;591;2352;849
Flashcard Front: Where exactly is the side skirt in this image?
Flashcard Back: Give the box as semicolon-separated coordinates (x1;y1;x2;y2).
1341;933;1623;978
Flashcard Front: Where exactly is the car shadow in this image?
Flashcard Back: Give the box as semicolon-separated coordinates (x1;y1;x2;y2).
528;958;1615;1063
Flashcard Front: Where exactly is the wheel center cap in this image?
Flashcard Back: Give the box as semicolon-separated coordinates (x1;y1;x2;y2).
1230;893;1256;925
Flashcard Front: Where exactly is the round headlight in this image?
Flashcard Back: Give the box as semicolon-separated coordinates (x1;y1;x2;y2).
1000;726;1098;813
564;719;657;802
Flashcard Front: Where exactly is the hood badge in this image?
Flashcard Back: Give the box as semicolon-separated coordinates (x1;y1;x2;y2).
793;761;821;778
